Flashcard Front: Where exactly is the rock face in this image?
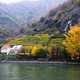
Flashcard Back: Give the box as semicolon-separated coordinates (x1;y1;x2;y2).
0;0;80;37
0;0;66;36
30;0;80;34
0;27;11;43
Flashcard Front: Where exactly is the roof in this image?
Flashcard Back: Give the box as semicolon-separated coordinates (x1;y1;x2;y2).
1;44;11;50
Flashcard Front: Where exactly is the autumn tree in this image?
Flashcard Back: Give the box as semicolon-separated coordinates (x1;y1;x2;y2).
63;24;80;60
31;46;47;58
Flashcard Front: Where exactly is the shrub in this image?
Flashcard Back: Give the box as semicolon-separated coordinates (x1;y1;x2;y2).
24;45;33;54
0;54;5;60
31;46;47;58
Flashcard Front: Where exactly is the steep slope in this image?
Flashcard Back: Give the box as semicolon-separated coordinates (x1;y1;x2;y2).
30;0;80;34
0;27;11;43
0;8;20;36
0;0;66;27
0;0;67;37
6;0;63;23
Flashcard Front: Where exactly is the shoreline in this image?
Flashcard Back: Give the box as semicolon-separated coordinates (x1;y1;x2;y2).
0;60;80;65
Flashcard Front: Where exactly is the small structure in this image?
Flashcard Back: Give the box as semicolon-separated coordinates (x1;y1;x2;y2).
1;44;11;55
64;20;72;32
1;44;23;55
12;45;23;54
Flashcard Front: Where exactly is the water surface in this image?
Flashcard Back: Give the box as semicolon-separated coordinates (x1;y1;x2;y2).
0;63;80;80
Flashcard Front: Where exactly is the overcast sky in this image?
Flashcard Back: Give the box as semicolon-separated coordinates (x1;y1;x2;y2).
0;0;66;4
0;0;40;4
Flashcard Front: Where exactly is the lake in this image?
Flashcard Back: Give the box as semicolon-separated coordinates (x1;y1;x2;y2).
0;63;80;80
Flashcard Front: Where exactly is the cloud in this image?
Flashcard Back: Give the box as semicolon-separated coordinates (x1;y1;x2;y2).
0;0;66;4
0;0;40;4
29;0;40;1
0;0;23;4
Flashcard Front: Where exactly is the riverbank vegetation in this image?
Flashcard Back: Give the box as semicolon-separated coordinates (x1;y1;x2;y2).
0;24;80;62
64;24;80;61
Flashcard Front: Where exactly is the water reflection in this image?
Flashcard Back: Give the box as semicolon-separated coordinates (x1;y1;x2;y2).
0;63;80;80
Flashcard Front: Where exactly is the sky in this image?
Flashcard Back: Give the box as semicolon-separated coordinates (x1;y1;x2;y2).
0;0;66;4
0;0;40;4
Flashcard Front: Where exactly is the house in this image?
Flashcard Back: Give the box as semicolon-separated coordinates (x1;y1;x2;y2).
1;44;11;55
1;44;23;55
12;45;23;54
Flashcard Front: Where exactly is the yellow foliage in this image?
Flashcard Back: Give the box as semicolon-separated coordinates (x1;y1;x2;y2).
7;34;49;46
64;24;80;60
31;45;46;57
24;45;33;53
31;45;47;58
31;46;39;56
47;47;53;57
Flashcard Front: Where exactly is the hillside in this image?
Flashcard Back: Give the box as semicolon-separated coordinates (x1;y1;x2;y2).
0;28;10;43
0;0;66;37
29;0;80;34
0;0;80;37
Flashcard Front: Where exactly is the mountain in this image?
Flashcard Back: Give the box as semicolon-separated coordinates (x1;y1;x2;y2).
0;0;66;35
0;0;65;25
0;27;11;43
0;0;79;41
29;0;80;34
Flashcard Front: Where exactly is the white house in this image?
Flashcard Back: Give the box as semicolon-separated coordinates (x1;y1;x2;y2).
1;44;23;55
